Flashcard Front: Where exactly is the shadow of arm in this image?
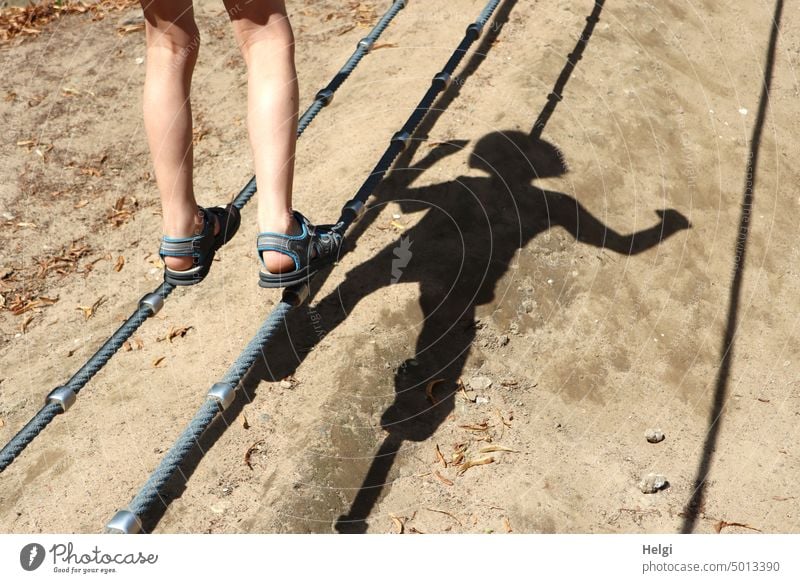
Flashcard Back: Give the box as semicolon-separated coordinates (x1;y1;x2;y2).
546;192;691;255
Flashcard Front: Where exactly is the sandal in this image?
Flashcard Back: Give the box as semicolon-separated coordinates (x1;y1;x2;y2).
159;204;241;286
257;210;342;288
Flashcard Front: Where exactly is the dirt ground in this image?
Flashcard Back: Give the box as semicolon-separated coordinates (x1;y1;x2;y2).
1;0;799;534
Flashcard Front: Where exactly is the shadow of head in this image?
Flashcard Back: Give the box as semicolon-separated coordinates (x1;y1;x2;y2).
469;130;568;183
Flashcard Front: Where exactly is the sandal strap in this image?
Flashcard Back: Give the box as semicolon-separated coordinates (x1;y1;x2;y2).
159;209;215;259
256;211;314;271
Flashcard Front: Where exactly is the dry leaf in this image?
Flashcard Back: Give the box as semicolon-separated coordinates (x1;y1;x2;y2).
113;255;125;272
479;445;518;454
457;456;494;476
714;520;761;534
459;422;490;432
74;199;89;209
76;295;105;320
503;517;512;533
371;42;397;51
425;378;444;405
458;378;477;402
389;514;404;534
158;325;193;343
433;470;453;486
425;507;462;526
0;418;4;428
390;220;405;231
242;414;250;430
434;444;447;468
244;440;264;470
20;314;33;333
152;356;166;368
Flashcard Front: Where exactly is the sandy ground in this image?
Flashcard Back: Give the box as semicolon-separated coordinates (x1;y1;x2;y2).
1;0;800;534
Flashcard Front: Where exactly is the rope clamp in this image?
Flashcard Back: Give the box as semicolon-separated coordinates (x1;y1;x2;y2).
139;293;164;317
357;38;374;53
208;383;236;411
46;386;76;413
343;199;366;221
315;88;334;106
398;0;409;8
391;130;411;152
433;71;452;91
106;510;142;534
282;283;310;308
467;22;484;39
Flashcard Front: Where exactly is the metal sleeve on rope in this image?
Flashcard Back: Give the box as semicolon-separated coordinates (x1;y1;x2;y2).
315;88;335;106
139;292;164;317
46;386;76;413
433;71;453;91
207;383;236;412
358;37;374;52
106;510;142;534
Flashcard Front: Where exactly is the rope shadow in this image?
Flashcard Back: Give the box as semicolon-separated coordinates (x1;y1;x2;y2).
680;0;783;533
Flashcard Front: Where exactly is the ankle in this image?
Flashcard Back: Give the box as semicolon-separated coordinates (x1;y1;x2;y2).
259;211;300;235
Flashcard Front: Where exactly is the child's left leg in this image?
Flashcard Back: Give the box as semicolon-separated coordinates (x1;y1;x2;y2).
140;0;218;272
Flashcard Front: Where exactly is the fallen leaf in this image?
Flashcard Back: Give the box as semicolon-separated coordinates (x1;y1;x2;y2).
425;378;444;405
157;325;193;343
76;295;105;320
434;444;447;468
372;42;397;51
152;356;166;368
20;314;33;333
457;456;495;476
389;514;405;534
390;220;405;231
73;199;89;209
0;418;4;428
113;255;125;272
244;440;265;470
479;445;518;454
458;378;477;402
433;470;453;486
425;507;462;526
503;516;513;533
714;520;761;533
459;422;490;432
242;414;250;430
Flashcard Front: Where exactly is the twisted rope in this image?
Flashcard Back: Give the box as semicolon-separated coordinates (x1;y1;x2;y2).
0;1;407;475
108;0;503;533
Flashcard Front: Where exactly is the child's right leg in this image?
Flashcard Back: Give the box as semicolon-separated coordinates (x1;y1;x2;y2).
223;0;300;275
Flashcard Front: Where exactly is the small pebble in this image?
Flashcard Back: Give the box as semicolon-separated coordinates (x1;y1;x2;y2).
639;473;668;494
498;335;509;347
468;376;493;391
645;429;665;443
279;380;293;389
475;396;490;405
135;57;144;65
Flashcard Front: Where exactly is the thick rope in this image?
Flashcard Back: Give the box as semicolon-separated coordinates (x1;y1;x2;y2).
0;1;407;475
109;0;503;533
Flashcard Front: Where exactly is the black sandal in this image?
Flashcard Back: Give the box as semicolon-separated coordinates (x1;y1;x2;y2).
256;210;342;288
159;204;241;286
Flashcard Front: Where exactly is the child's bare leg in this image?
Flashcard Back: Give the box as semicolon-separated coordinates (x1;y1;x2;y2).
141;0;216;271
225;0;299;274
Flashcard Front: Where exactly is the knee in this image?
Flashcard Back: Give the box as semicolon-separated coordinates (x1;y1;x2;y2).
235;17;295;65
145;21;201;68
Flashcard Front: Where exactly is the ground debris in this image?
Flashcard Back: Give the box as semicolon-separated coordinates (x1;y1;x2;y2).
714;520;761;534
0;1;140;44
76;295;105;320
157;325;193;343
244;440;265;470
457;456;494;476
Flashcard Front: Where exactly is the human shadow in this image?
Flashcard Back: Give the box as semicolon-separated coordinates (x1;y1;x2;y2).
327;130;690;532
